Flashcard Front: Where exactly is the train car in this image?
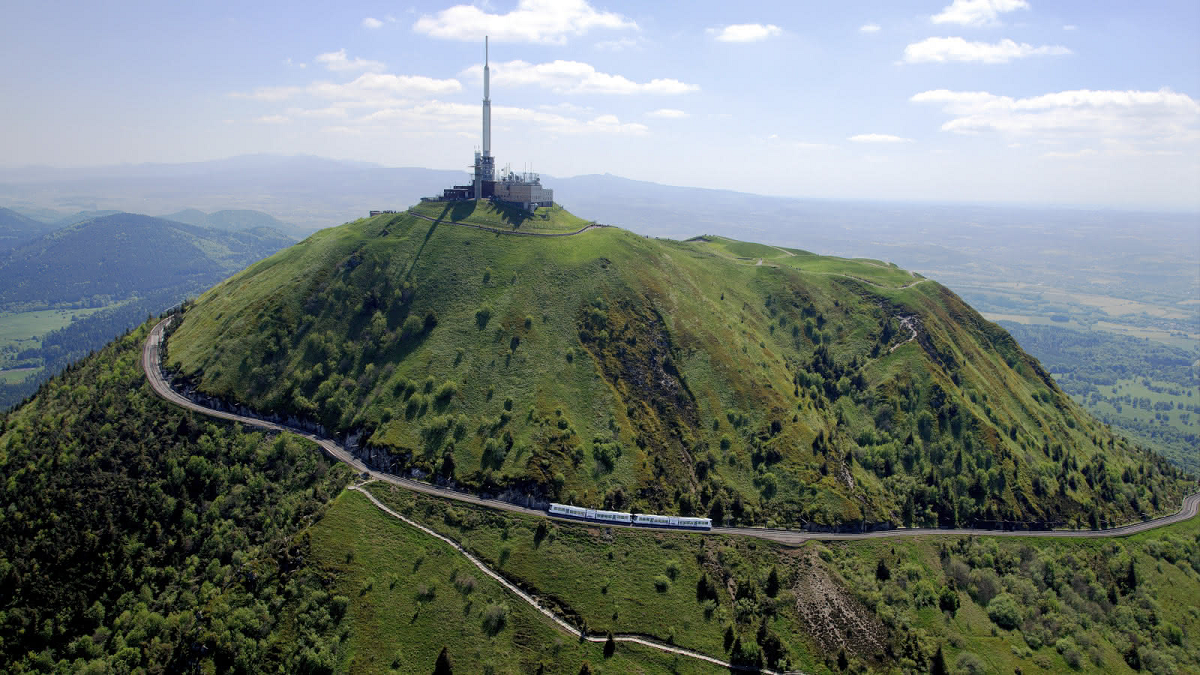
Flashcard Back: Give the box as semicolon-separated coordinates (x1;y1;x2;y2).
548;503;589;519
592;509;633;524
550;504;705;529
634;513;679;527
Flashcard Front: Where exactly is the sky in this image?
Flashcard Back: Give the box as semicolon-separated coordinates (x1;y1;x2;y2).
3;0;1199;210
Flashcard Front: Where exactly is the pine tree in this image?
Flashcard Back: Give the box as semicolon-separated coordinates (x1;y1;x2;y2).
876;557;891;581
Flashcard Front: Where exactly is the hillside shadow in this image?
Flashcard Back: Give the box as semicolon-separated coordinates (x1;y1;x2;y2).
495;204;532;229
403;219;440;282
447;200;475;223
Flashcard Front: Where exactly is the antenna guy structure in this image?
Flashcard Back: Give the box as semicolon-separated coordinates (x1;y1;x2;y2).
434;37;553;212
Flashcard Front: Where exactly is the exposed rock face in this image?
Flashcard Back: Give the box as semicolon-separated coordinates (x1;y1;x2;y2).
790;548;887;657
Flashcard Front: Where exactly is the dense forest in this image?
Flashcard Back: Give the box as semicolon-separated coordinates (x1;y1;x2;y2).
0;321;353;672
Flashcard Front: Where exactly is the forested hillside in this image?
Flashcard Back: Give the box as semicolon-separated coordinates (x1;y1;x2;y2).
0;213;292;310
0;320;716;673
0;207;55;252
0;321;353;671
167;202;1191;532
0;213;294;410
1003;322;1199;475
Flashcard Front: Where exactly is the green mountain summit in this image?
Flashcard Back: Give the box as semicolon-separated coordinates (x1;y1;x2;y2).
166;201;1188;530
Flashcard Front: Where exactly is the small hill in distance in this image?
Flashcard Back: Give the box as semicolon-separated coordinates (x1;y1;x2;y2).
0;213;293;310
160;207;303;237
0;207;57;252
0;212;295;409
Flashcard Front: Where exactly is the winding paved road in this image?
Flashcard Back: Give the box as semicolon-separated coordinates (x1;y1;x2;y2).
144;317;1198;548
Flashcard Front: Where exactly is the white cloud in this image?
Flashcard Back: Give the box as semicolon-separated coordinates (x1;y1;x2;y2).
932;0;1029;27
1063;24;1077;31
912;88;1200;152
707;24;783;43
594;37;640;51
646;108;688;118
315;49;385;72
1043;148;1096;158
255;115;289;124
859;23;881;33
233;72;462;104
849;134;912;143
286;106;348;119
413;0;636;45
462;60;698;95
362;17;383;29
309;73;463;100
539;102;593;114
350;100;648;135
903;37;1071;64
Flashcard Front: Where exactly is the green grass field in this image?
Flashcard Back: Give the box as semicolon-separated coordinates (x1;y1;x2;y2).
312;488;724;673
348;479;1200;674
0;307;107;353
1083;377;1198;432
362;482;827;671
688;235;921;289
0;367;40;384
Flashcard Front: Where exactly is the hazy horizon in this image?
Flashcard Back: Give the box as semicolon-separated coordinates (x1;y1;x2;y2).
3;1;1198;211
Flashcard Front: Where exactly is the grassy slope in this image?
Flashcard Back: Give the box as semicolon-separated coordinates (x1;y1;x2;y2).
166;207;1190;530
315;489;718;673
360;481;1200;674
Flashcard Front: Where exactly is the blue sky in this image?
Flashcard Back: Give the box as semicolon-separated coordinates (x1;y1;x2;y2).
3;0;1198;209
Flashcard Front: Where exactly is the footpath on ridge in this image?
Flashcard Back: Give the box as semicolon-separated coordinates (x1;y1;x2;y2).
143;316;1199;548
405;208;601;236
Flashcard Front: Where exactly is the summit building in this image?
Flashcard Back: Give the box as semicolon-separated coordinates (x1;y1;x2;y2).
437;37;554;212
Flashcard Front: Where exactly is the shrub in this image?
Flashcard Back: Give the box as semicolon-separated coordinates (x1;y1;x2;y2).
434;380;457;402
454;574;476;595
475;304;492;328
987;593;1022;630
665;560;681;580
954;652;986;675
653;575;671;592
1055;637;1083;670
400;314;424;339
938;585;960;615
482;602;508;635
